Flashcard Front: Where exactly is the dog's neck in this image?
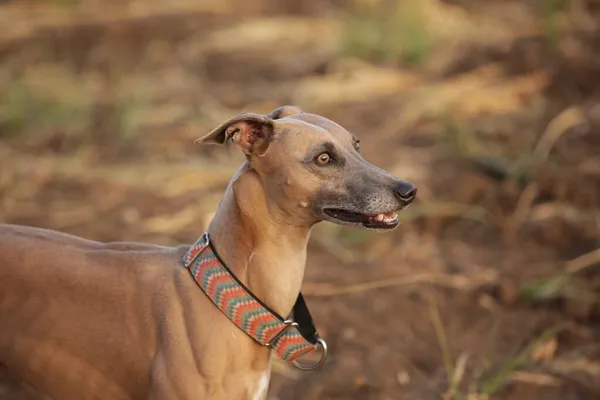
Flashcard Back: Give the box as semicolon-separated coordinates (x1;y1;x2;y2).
206;163;311;317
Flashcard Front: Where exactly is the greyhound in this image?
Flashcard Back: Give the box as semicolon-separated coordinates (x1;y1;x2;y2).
0;106;416;400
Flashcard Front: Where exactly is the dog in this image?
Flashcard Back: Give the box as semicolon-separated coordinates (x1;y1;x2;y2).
0;106;416;400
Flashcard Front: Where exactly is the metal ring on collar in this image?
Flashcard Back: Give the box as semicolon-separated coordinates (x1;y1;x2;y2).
292;337;328;371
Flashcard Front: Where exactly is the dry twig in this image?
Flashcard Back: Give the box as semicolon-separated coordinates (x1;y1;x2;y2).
303;272;497;297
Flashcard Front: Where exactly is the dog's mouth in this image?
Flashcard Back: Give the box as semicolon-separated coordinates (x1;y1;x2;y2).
322;208;399;230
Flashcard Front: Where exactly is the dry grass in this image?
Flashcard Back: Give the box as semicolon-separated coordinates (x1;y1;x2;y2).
478;324;567;397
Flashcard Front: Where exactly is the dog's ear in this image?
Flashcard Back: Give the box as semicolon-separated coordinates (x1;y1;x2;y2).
267;105;303;120
195;113;274;156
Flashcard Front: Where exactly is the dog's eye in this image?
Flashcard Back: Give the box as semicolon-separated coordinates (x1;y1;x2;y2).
354;140;360;152
316;152;332;165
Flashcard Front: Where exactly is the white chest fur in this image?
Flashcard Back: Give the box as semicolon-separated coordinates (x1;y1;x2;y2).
252;365;271;400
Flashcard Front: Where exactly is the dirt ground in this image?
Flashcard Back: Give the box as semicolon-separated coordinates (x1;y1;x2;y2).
2;0;600;399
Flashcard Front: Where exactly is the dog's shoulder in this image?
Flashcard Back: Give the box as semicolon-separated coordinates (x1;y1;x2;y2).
0;223;182;276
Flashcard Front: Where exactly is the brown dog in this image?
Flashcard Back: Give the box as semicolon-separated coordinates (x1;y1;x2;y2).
0;106;416;400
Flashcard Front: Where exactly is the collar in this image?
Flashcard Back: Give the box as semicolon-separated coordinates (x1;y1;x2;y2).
182;232;327;370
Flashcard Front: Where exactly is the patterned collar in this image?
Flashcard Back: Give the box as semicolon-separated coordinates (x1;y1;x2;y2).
182;232;327;370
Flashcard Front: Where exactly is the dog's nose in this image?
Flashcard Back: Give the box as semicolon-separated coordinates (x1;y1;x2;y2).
395;181;417;205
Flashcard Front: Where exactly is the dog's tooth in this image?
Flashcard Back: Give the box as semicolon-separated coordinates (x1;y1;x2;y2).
381;213;398;223
376;214;384;221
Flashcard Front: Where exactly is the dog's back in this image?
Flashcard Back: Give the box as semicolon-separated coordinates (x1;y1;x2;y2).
0;224;176;399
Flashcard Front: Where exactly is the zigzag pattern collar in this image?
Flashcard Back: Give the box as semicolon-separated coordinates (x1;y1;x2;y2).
182;232;327;370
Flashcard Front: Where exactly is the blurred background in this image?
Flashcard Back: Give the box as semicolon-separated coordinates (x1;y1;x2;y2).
1;0;600;399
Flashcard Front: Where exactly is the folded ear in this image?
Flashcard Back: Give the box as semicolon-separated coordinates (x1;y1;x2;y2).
267;105;303;120
195;113;274;156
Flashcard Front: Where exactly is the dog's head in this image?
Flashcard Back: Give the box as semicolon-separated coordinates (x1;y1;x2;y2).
196;106;416;230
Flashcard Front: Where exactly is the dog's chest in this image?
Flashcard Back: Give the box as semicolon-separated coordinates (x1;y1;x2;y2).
250;366;271;400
